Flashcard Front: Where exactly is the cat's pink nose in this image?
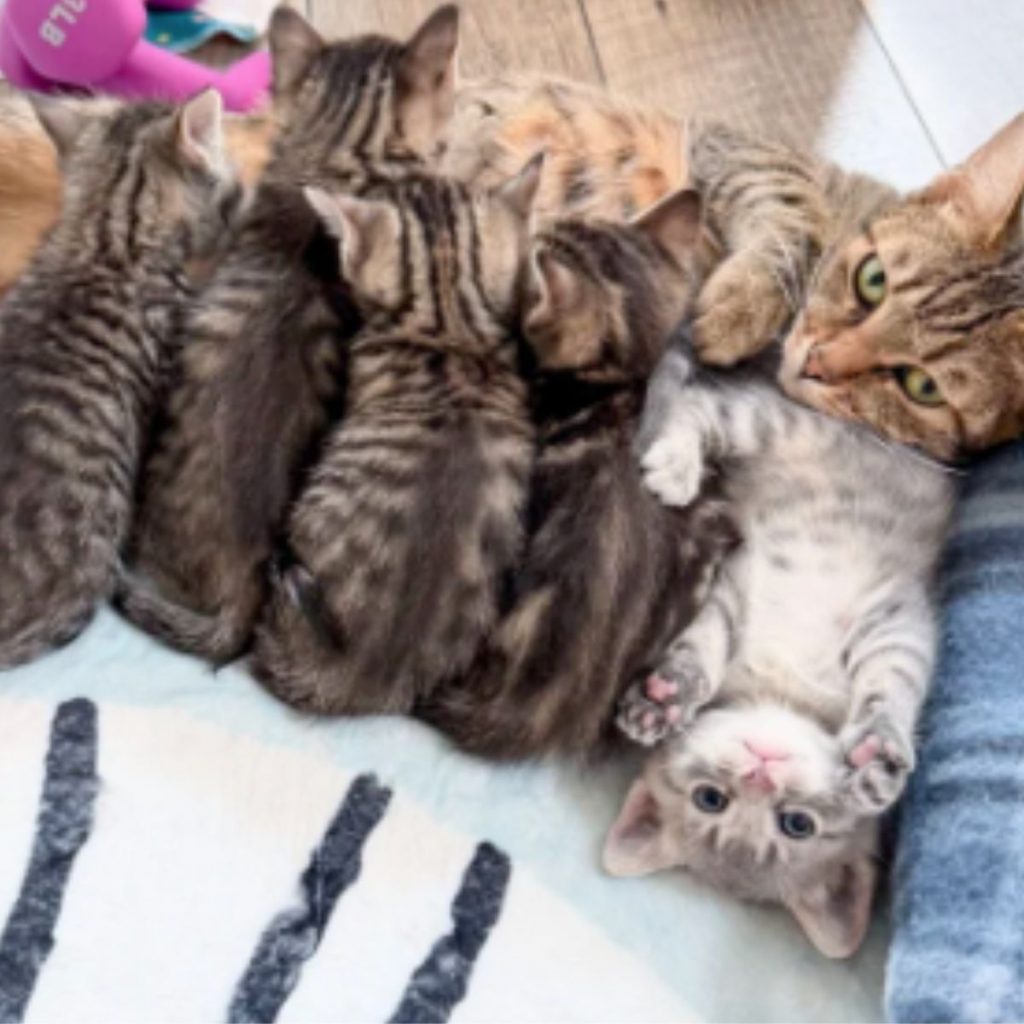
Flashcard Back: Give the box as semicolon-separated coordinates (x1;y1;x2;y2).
802;346;826;381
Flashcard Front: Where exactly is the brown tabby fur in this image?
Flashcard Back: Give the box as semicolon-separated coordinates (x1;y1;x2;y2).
251;165;541;714
0;77;1022;458
116;6;461;661
0;93;242;667
420;191;738;759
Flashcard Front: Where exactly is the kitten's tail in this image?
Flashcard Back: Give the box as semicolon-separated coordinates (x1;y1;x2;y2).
114;571;249;665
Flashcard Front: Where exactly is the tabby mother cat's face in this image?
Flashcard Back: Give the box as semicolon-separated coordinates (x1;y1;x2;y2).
780;112;1024;462
604;704;878;959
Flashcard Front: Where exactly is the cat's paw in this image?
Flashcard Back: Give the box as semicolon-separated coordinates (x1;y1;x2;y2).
616;675;686;747
840;712;916;814
616;653;712;747
640;433;704;508
693;253;792;366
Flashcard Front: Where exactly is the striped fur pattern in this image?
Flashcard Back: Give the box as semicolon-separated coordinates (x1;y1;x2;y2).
606;354;955;957
250;164;541;715
442;77;828;368
780;119;1024;461
117;6;461;662
420;191;738;759
444;79;1024;460
0;92;242;668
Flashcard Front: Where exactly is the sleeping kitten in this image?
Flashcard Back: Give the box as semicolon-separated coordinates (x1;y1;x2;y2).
0;91;241;668
250;161;541;714
421;190;736;759
117;6;461;661
604;355;955;957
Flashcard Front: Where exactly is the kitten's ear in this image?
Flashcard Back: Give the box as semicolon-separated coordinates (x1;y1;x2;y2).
784;857;877;959
398;5;460;94
922;112;1024;247
602;778;680;877
394;6;459;156
32;97;89;160
304;186;400;288
175;89;225;173
268;6;325;97
524;245;584;333
495;152;545;220
631;188;704;266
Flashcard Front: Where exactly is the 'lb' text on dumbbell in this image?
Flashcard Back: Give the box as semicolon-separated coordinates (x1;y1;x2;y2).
40;1;89;46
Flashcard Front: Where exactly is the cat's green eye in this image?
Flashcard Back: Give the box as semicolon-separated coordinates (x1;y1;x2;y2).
853;253;887;308
895;366;945;407
692;784;730;815
778;810;816;840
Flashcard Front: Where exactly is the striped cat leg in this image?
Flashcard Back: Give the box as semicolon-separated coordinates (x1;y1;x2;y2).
617;562;744;746
686;122;826;367
837;584;936;814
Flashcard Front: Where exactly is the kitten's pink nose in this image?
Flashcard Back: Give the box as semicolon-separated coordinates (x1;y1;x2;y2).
741;742;790;793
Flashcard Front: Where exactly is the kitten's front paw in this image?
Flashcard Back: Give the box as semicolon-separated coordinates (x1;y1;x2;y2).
641;434;704;508
840;713;915;814
693;253;792;366
616;674;685;747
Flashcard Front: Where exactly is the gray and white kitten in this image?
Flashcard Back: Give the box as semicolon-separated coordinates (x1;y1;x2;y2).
604;352;954;958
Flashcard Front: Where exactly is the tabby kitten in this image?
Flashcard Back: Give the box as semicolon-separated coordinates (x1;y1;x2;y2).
442;78;1024;460
250;161;541;715
0;91;241;668
420;190;736;759
117;5;461;661
604;354;955;957
0;76;1019;458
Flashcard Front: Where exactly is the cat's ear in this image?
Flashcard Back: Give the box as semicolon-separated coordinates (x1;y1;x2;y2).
268;6;325;97
304;186;400;289
174;89;225;173
602;778;681;877
524;245;584;333
631;188;704;266
394;6;460;156
32;97;90;161
495;152;545;220
922;112;1024;247
398;5;460;94
783;857;877;959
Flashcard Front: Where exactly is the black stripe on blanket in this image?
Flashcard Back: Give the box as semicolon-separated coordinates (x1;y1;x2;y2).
389;842;512;1024
0;699;99;1024
228;774;392;1024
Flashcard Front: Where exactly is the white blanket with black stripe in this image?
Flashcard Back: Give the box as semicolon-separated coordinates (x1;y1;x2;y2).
0;611;884;1022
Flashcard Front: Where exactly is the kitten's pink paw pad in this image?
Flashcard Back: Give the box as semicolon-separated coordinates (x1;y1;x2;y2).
848;735;881;769
645;675;679;703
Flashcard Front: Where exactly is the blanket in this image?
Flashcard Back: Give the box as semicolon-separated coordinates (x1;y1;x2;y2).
0;613;885;1022
887;440;1024;1023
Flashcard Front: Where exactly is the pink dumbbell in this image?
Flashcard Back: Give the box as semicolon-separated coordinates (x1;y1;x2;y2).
0;0;270;112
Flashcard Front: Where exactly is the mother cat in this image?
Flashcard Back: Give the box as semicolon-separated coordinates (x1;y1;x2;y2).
0;73;1021;459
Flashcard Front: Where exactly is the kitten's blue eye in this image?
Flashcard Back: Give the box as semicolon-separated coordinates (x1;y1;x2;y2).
692;785;729;814
778;810;817;839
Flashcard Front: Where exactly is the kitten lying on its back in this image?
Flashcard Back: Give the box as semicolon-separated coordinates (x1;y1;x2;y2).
0;91;241;668
605;355;954;957
421;190;736;759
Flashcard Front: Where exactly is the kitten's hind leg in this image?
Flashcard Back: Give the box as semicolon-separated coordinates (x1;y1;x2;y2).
837;584;936;813
617;564;744;746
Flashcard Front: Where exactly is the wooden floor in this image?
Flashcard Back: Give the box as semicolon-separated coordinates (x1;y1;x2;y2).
233;0;1023;189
